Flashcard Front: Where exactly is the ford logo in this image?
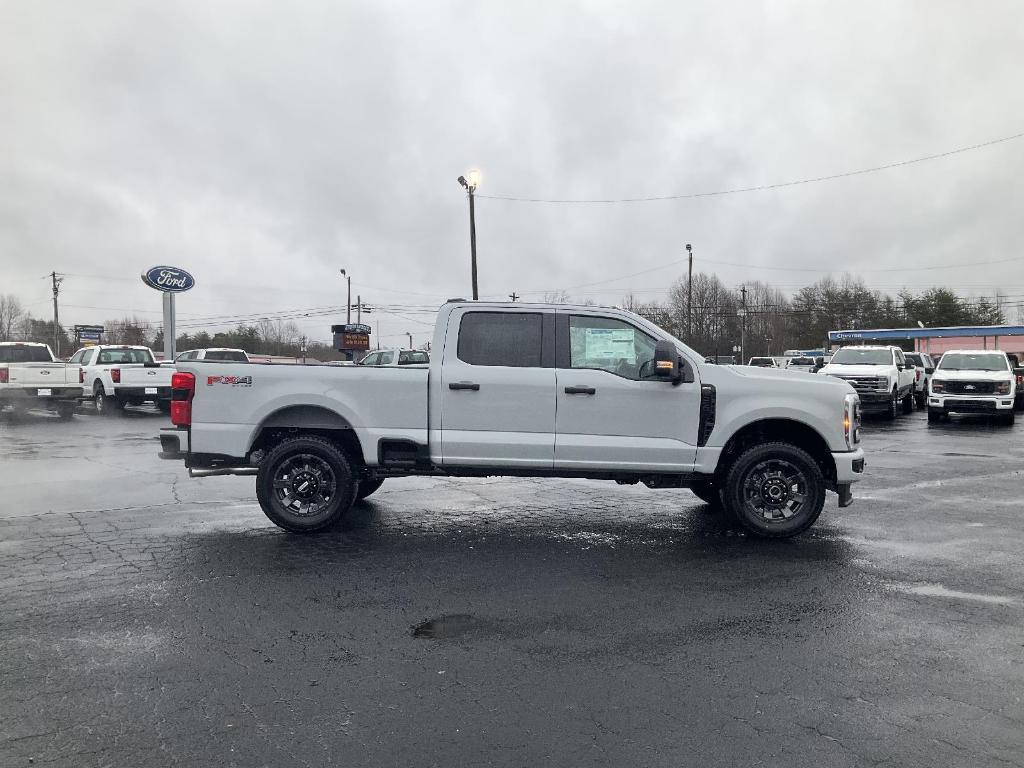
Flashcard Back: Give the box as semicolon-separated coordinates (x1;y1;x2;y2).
141;266;195;293
964;384;976;390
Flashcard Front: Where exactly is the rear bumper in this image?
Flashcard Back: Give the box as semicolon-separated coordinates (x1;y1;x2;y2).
117;386;172;400
1;386;83;401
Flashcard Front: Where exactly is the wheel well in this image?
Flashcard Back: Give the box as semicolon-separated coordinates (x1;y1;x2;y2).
718;419;836;486
249;405;364;466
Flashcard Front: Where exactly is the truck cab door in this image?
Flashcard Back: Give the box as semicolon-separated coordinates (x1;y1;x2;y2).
553;311;699;472
437;308;556;468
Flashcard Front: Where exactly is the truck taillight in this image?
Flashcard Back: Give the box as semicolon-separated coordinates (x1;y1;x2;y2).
916;369;922;381
111;368;121;383
0;368;8;384
79;367;85;384
170;371;195;426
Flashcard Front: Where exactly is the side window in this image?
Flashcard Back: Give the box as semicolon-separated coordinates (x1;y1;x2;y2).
67;350;85;365
568;315;658;380
457;312;543;367
362;353;379;366
81;349;95;366
895;350;906;367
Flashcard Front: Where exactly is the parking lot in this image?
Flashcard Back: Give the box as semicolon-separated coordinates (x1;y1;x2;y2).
1;405;1022;767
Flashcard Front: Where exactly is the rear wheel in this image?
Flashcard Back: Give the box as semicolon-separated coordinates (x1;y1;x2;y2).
885;388;899;419
721;442;826;538
93;383;115;416
255;436;358;532
356;478;385;500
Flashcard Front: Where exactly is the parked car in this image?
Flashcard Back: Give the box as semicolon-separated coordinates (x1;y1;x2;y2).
161;300;866;539
1006;353;1024;410
358;349;430;366
74;345;174;414
175;348;250;363
903;352;936;408
0;342;82;419
786;356;824;373
747;357;778;368
818;345;916;418
928;350;1016;425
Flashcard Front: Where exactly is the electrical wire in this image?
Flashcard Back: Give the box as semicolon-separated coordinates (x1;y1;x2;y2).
477;130;1024;204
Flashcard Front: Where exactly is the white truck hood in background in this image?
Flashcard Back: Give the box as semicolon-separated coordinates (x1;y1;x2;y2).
931;370;1012;382
720;364;853;392
819;364;891;378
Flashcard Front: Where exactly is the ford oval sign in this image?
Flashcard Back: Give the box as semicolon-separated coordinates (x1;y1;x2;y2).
142;266;195;293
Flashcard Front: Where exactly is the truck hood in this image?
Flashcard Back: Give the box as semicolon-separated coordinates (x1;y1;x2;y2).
932;369;1012;382
819;363;892;377
721;364;854;393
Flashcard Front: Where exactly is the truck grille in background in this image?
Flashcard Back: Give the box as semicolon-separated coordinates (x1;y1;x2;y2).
698;385;716;447
944;381;996;395
835;376;887;392
946;399;997;412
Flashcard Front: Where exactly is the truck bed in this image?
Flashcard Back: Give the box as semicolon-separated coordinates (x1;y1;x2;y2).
176;362;429;464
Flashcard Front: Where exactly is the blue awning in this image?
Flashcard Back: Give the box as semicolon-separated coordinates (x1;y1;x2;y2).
829;325;1024;342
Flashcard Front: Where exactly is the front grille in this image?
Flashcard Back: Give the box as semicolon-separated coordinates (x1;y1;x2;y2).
835;375;887;392
944;381;995;395
946;399;996;412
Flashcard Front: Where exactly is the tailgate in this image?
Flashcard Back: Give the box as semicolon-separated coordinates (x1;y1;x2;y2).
5;363;74;388
120;365;173;387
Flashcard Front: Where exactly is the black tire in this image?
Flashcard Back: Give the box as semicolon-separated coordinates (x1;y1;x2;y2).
356;478;385;500
902;388;914;414
689;479;722;508
56;402;76;420
885;388;899;419
915;391;927;408
93;382;115;416
927;407;942;424
255;435;358;533
721;442;826;539
998;411;1015;426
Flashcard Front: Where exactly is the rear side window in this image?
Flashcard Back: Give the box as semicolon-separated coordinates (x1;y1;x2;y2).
0;345;52;363
204;350;248;362
458;312;543;367
398;351;429;365
97;348;153;365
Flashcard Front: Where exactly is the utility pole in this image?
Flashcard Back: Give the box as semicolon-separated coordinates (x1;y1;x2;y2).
406;332;413;349
50;271;63;356
508;292;519;302
356;295;361;324
339;269;352;324
458;171;481;300
686;243;693;339
739;284;748;364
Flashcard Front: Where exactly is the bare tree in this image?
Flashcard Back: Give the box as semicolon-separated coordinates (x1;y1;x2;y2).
0;294;25;341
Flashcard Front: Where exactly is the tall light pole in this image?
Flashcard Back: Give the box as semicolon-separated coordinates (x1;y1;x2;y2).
685;244;693;339
458;169;481;300
339;269;351;324
406;332;413;349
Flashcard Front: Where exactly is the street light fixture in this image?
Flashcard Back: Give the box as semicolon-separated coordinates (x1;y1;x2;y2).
339;269;351;324
458;170;481;300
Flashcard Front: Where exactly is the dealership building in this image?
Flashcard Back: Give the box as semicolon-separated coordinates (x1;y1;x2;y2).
829;325;1024;357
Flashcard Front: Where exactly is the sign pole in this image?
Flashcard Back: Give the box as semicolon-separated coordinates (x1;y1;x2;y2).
163;292;176;361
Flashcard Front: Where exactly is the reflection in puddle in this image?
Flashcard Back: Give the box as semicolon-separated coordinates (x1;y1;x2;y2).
888;582;1015;605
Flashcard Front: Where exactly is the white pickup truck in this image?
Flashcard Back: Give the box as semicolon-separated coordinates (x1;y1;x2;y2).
818;345;917;418
159;301;866;538
71;345;174;414
928;349;1017;425
0;342;82;418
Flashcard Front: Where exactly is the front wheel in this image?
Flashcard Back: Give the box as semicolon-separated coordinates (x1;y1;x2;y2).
885;388;899;419
721;442;826;538
927;407;943;423
902;388;915;414
998;411;1015;426
255;436;358;532
915;390;927;408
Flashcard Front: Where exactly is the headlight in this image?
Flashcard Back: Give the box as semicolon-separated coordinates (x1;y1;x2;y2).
997;381;1011;395
843;394;860;448
931;380;945;393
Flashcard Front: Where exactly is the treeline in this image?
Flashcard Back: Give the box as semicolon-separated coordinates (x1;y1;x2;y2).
620;274;1008;356
0;273;1012;360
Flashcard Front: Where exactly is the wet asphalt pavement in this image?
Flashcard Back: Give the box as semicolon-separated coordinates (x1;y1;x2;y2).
1;404;1023;767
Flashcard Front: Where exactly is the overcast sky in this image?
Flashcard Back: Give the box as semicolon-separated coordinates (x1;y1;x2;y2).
2;0;1024;346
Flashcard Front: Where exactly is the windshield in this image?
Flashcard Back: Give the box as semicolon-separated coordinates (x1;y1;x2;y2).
205;350;248;362
938;353;1009;372
398;351;429;364
789;358;813;366
97;348;154;365
748;358;773;366
830;348;892;366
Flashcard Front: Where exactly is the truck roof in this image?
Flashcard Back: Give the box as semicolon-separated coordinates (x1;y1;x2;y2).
0;341;48;347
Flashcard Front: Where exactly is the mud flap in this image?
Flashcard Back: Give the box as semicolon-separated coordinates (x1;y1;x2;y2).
837;484;853;508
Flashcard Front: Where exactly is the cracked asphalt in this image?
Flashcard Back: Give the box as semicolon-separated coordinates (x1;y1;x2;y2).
1;404;1023;767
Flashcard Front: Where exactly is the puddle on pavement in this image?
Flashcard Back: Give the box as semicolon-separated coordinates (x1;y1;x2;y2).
412;614;480;639
888;582;1015;605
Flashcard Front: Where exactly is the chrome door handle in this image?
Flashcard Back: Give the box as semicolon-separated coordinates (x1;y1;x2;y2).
564;386;596;395
449;381;480;391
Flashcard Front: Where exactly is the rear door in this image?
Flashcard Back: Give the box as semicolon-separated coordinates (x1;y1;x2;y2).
438;308;556;468
553;311;700;472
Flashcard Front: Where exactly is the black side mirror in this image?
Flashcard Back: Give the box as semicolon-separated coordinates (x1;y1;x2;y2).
925;367;935;375
654;340;683;384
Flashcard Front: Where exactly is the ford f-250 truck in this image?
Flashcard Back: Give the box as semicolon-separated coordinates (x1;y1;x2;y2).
0;342;82;418
159;301;866;538
818;345;916;418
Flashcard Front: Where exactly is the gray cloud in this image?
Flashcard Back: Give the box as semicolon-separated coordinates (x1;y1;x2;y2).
2;0;1023;344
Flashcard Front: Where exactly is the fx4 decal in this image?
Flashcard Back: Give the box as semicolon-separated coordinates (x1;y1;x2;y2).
207;375;253;387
